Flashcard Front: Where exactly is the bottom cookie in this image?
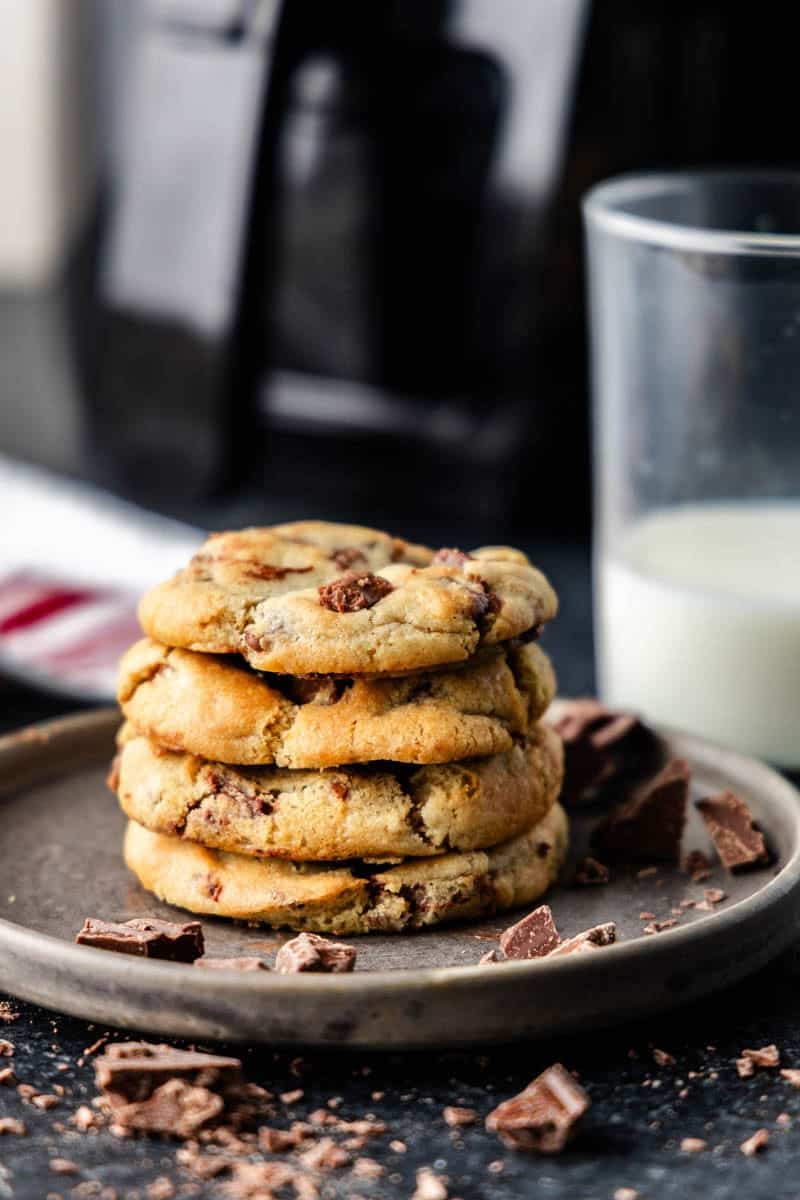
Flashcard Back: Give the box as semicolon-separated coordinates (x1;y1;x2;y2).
124;804;568;936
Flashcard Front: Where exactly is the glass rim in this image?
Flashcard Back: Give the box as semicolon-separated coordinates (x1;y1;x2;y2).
583;169;800;255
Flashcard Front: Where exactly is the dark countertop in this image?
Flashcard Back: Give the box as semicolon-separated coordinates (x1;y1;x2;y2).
3;541;800;1199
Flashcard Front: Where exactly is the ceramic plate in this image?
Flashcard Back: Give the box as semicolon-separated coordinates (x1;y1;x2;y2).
0;710;798;1047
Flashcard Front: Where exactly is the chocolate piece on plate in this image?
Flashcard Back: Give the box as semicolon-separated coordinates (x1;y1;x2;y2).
549;698;664;806
499;905;560;960
194;957;269;972
486;1063;590;1153
275;933;356;974
76;917;204;962
591;759;689;863
696;790;769;870
573;856;610;886
548;923;616;959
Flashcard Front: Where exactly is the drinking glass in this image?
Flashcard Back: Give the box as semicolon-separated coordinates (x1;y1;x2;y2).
583;171;800;765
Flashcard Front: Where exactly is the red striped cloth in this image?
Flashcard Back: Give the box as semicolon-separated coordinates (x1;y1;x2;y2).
0;570;141;701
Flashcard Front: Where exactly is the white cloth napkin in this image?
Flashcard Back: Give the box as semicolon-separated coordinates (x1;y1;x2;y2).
0;455;201;700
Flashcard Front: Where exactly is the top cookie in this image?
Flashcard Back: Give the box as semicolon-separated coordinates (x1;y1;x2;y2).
138;521;557;676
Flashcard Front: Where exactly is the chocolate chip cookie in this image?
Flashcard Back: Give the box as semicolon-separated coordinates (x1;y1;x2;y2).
123;802;569;934
118;638;556;767
114;724;563;861
137;521;557;676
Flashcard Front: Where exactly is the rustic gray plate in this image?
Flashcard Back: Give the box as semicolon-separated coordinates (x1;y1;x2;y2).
0;709;799;1048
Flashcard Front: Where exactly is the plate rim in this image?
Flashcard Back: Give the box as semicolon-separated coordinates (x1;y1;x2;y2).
0;706;799;997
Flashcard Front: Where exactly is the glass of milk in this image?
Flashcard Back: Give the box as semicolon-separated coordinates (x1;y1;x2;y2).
583;171;800;766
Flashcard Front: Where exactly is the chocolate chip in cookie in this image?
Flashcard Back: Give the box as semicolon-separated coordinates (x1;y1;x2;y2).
317;572;394;613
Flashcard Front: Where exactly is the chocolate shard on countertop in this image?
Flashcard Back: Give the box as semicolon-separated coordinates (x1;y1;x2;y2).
696;790;769;870
591;759;690;862
499;905;560;961
548;923;617;958
194;956;270;972
76;917;204;962
486;1063;590;1153
549;698;665;806
95;1042;243;1108
275;932;356;974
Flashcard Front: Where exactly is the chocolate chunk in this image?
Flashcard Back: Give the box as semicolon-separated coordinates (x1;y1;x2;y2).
317;571;394;612
194;957;269;972
549;699;665;806
486;1063;590;1153
432;548;473;568
696;790;769;870
76;917;204;962
112;1078;225;1138
591;759;689;863
548;923;616;958
275;933;356;974
499;905;560;960
95;1042;243;1108
573;856;610;885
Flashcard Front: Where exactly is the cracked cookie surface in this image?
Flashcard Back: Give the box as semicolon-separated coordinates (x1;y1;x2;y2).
123;802;568;934
114;725;563;862
137;521;557;676
118;638;556;767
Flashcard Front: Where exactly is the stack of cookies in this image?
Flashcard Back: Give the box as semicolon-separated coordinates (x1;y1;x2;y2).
112;522;567;935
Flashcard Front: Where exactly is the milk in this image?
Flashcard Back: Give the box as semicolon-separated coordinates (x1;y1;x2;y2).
596;502;800;765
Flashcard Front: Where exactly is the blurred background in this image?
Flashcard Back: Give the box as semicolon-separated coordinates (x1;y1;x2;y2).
0;0;796;707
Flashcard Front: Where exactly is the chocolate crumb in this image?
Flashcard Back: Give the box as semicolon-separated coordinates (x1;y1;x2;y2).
0;1116;26;1135
652;1048;675;1067
573;856;610;886
412;1167;448;1200
740;1128;769;1156
486;1063;589;1153
780;1069;800;1087
0;1066;16;1086
443;1105;478;1127
390;1139;407;1153
704;888;727;904
49;1160;78;1175
639;912;656;920
682;849;713;881
32;1093;60;1110
499;905;560;961
0;1003;20;1023
280;1089;304;1105
479;949;502;965
740;1045;780;1069
318;572;394;613
352;1156;385;1179
275;933;356;974
680;1136;707;1153
0;1039;13;1057
643;919;678;935
697;791;769;870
